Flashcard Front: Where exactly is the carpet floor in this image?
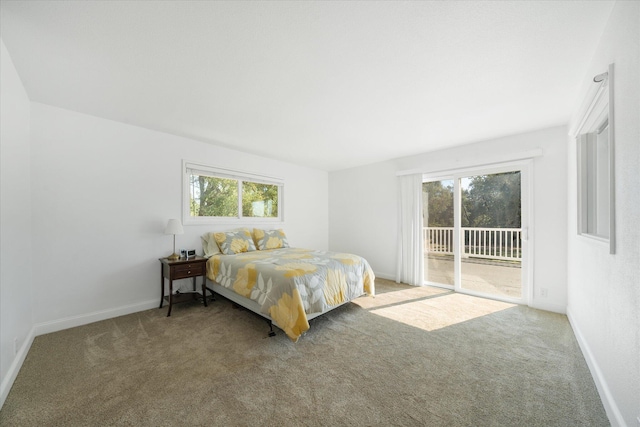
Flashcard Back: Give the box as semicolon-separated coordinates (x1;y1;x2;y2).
0;279;609;426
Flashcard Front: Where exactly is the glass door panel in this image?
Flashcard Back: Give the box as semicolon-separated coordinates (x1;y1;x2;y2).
459;171;522;299
423;180;454;287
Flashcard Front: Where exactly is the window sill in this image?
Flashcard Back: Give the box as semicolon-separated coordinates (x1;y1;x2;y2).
577;233;609;247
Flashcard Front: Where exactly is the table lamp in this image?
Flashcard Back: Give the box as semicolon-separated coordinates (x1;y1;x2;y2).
164;219;184;260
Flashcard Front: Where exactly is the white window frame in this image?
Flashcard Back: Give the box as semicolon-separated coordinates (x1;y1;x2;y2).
571;63;615;254
182;160;284;225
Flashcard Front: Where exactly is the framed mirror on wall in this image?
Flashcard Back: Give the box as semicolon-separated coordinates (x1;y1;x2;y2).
571;63;615;254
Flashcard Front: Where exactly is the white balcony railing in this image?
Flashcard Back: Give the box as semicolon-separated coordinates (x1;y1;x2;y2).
424;227;522;261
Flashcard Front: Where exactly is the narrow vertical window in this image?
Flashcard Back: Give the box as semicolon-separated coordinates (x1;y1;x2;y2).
572;64;615;253
580;121;610;238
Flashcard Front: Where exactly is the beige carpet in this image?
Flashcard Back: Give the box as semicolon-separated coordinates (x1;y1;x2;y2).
0;279;608;426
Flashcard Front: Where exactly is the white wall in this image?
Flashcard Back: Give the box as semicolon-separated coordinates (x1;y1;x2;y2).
566;2;640;426
329;125;568;312
329;160;399;280
29;103;328;330
0;39;34;406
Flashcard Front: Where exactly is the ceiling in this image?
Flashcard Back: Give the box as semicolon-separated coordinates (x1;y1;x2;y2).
0;1;614;171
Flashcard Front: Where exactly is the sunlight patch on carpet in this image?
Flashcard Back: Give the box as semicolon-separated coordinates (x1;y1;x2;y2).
359;290;516;332
353;285;450;310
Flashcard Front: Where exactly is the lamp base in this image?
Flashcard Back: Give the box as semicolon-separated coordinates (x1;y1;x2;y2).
167;253;180;261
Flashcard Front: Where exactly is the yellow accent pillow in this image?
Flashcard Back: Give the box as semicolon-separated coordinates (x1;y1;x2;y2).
214;230;257;255
253;229;290;250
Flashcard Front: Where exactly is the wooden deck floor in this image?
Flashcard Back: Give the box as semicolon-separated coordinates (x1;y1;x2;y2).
425;254;522;299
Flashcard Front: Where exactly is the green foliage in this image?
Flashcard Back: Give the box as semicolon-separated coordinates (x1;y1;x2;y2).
242;182;278;218
423;181;454;227
189;175;279;218
424;172;521;228
463;172;521;228
190;175;238;217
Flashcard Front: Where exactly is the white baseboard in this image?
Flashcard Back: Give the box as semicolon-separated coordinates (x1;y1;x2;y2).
0;326;35;409
567;307;625;427
1;299;159;411
373;271;396;281
34;299;159;336
528;300;566;314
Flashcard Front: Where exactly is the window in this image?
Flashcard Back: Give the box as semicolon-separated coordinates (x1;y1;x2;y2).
572;63;615;253
183;161;283;224
580;121;610;238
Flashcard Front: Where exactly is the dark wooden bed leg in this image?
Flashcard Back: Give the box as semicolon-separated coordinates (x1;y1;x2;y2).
206;287;216;302
267;320;276;337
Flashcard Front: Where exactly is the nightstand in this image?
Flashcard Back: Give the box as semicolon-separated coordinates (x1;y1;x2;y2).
159;256;212;316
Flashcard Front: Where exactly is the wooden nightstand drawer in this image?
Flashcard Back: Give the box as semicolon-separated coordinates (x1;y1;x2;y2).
174;262;204;272
172;263;204;279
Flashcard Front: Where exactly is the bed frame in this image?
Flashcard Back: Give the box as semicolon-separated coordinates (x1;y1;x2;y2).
207;279;355;337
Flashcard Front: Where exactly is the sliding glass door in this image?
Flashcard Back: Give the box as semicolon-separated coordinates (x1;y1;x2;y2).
423;164;529;304
459;171;523;299
422;180;455;287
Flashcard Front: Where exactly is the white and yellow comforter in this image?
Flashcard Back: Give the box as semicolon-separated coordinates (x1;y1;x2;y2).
207;248;375;341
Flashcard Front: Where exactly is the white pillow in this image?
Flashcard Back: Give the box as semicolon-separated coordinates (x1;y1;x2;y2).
201;232;222;258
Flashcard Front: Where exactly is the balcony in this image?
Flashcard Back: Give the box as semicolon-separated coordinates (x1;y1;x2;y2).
423;227;522;299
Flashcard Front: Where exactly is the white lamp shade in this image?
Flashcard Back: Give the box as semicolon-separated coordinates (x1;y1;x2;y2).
164;219;184;235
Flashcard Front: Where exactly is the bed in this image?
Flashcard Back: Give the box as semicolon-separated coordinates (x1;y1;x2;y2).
203;230;375;341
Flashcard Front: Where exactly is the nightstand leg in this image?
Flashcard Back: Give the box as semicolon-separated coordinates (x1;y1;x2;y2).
202;274;208;307
159;264;164;309
167;279;173;317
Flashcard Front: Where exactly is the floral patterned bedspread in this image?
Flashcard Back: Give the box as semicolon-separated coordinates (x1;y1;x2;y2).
206;248;375;341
